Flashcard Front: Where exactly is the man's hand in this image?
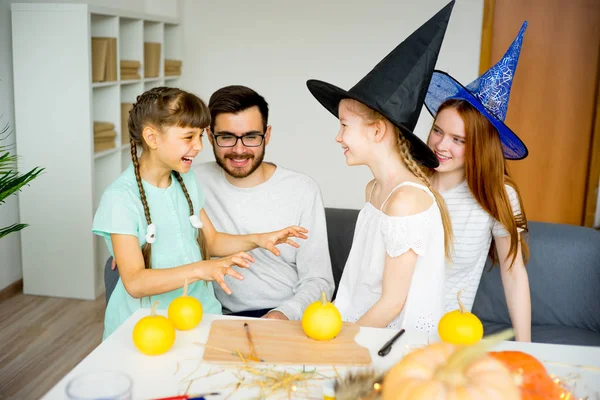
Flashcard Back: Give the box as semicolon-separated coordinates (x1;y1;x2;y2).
111;258;117;271
262;310;288;320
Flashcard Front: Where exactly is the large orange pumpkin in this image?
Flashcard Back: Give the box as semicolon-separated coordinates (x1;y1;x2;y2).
382;329;521;399
489;351;574;400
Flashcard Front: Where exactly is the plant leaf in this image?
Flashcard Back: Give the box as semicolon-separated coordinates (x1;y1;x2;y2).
0;223;28;239
0;166;45;204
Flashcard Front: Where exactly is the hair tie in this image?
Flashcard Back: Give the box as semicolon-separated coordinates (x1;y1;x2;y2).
189;215;203;229
145;223;157;244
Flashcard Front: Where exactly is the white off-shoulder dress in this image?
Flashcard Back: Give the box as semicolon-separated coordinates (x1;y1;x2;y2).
334;181;446;334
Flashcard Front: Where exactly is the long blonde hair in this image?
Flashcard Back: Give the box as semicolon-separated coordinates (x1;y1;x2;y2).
341;98;454;260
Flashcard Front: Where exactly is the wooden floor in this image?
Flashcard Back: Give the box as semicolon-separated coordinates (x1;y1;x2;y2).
0;291;105;400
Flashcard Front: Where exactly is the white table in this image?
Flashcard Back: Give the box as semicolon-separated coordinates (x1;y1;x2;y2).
43;311;600;399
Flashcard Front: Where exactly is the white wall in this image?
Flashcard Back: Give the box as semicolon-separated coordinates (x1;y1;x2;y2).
0;0;23;292
0;0;180;292
180;0;485;210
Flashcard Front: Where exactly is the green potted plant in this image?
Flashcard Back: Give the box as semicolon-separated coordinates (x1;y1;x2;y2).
0;115;44;238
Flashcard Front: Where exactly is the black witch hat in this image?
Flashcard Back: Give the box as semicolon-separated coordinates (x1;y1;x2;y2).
307;1;455;168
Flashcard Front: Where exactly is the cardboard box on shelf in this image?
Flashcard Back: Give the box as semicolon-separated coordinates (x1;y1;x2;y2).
91;37;117;82
91;38;108;82
144;42;161;78
120;60;141;80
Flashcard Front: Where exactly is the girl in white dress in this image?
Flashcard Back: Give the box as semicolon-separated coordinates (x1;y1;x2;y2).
306;1;455;332
328;99;451;332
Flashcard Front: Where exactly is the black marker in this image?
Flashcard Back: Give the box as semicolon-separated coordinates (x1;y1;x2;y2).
377;328;406;357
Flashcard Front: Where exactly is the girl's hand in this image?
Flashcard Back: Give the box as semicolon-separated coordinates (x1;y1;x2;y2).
195;252;254;295
256;226;309;256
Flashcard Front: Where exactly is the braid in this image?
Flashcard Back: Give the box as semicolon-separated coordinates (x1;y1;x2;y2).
397;136;431;186
131;139;152;224
398;135;454;261
173;172;210;261
173;172;194;216
130;138;153;269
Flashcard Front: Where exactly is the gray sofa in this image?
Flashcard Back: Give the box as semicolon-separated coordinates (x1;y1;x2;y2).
105;208;600;346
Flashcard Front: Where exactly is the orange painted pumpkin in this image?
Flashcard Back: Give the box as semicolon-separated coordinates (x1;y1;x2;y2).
382;329;520;400
489;351;574;400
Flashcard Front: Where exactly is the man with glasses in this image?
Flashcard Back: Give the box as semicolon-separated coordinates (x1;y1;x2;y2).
194;85;334;320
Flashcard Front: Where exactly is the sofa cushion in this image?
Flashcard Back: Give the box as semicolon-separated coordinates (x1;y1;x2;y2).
324;208;359;298
472;221;600;334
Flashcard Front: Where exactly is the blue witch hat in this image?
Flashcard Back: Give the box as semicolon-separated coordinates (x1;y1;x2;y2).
425;21;528;160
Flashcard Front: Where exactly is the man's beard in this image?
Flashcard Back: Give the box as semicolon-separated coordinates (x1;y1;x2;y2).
214;147;265;179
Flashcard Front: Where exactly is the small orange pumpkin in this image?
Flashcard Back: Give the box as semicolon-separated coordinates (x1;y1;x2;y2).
489;351;574;400
382;329;520;400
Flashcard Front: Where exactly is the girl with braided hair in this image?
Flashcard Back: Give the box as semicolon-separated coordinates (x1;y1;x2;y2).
306;2;455;333
93;87;307;339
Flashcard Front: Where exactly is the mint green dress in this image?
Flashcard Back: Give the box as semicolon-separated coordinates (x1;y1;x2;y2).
92;165;222;340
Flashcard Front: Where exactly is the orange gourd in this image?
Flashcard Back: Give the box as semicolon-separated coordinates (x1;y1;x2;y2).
382;329;520;400
489;351;574;399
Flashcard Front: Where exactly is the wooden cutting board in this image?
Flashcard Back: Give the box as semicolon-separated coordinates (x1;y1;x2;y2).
202;319;372;366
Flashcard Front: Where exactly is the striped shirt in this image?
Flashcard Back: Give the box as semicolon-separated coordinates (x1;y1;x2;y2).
442;180;521;312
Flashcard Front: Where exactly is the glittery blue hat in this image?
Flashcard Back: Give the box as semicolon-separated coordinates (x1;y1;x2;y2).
425;21;528;160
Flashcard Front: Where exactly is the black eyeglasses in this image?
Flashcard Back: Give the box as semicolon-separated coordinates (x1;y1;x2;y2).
212;133;266;148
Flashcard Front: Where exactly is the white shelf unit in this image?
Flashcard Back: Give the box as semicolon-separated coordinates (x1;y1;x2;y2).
11;3;182;300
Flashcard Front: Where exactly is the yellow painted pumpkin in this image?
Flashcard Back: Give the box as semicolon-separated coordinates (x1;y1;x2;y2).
302;292;342;341
168;278;203;330
133;301;176;355
438;289;483;345
382;329;520;400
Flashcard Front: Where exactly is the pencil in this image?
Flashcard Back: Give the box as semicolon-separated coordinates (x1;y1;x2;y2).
244;322;259;360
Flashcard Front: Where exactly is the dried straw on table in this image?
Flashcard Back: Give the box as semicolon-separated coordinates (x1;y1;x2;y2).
183;344;337;399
